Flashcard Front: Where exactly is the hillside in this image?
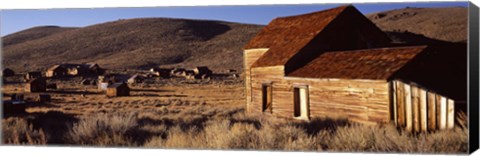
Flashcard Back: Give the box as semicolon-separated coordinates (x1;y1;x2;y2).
1;7;467;73
2;18;263;72
366;6;467;43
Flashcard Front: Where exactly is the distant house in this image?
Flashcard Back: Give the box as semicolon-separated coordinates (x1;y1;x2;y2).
25;78;47;92
106;83;130;97
243;5;465;132
60;63;104;76
171;68;186;77
2;68;15;77
193;66;213;76
127;74;144;84
46;65;67;78
25;71;42;81
151;68;173;78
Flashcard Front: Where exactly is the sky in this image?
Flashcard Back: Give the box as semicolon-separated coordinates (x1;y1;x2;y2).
0;1;469;36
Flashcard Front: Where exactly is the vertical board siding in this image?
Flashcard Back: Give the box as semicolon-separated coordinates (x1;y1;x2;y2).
411;86;420;132
427;92;437;131
419;89;427;132
439;96;447;130
396;81;406;127
404;83;413;132
392;80;455;132
392;81;398;126
447;99;455;129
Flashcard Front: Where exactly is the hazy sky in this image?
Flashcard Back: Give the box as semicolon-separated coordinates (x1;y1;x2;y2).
0;1;468;36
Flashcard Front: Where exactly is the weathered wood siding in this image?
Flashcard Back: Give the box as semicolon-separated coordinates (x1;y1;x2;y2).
391;80;455;132
244;49;269;113
250;66;390;125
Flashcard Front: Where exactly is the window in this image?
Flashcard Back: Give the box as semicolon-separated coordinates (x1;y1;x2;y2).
293;85;309;119
262;83;273;113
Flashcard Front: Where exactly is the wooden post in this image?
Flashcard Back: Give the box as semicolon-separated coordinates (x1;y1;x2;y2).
447;99;455;129
392;81;398;126
438;96;447;130
396;81;405;127
419;89;427;132
411;86;420;133
427;92;437;131
404;83;412;132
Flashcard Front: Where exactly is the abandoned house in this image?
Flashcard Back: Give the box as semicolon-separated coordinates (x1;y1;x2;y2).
46;65;67;78
106;82;130;97
150;68;173;78
25;78;47;92
127;74;144;84
2;68;15;77
243;5;466;132
193;66;213;76
60;63;104;76
25;71;42;81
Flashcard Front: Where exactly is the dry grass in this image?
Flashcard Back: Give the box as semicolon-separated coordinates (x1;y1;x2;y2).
2;117;47;145
1;81;469;154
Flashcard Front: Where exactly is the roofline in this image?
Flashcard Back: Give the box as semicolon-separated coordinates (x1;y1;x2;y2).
284;76;388;82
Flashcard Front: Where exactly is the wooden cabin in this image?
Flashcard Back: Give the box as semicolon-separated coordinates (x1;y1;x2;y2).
127;74;144;84
46;65;67;78
25;78;47;92
60;63;104;76
2;68;15;77
150;68;173;78
243;5;466;132
193;66;213;76
25;72;42;81
106;83;130;97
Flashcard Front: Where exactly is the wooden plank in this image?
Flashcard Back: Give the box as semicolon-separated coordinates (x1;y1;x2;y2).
392;81;398;126
447;99;455;129
439;96;447;130
404;83;413;132
396;81;405;127
427;92;437;131
419;88;427;132
411;86;420;133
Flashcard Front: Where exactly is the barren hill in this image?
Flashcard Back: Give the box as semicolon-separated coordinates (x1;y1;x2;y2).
2;18;262;72
1;7;467;73
366;6;467;43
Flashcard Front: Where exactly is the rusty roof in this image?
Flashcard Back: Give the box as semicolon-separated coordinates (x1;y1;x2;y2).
244;5;349;50
286;46;427;80
247;5;355;68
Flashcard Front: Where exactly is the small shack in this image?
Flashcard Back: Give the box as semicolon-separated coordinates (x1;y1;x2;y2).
2;68;15;77
193;66;213;76
127;74;144;84
171;68;186;77
25;71;42;81
106;83;130;97
151;68;173;78
25;78;47;92
46;65;67;78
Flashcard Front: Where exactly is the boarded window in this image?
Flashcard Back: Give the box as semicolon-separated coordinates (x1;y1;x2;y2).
262;83;272;113
293;86;309;119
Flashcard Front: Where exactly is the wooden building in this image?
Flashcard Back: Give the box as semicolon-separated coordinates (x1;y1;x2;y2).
193;66;213;76
46;65;67;78
106;83;130;97
127;74;144;84
243;5;466;132
25;71;42;81
2;68;15;77
25;78;47;92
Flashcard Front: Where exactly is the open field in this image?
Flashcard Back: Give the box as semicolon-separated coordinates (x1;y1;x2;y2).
1;77;468;154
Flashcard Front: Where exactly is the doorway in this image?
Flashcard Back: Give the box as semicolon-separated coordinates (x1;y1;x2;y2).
293;85;309;119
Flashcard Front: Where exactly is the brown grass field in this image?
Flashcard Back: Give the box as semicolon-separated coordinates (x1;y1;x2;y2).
1;77;469;154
